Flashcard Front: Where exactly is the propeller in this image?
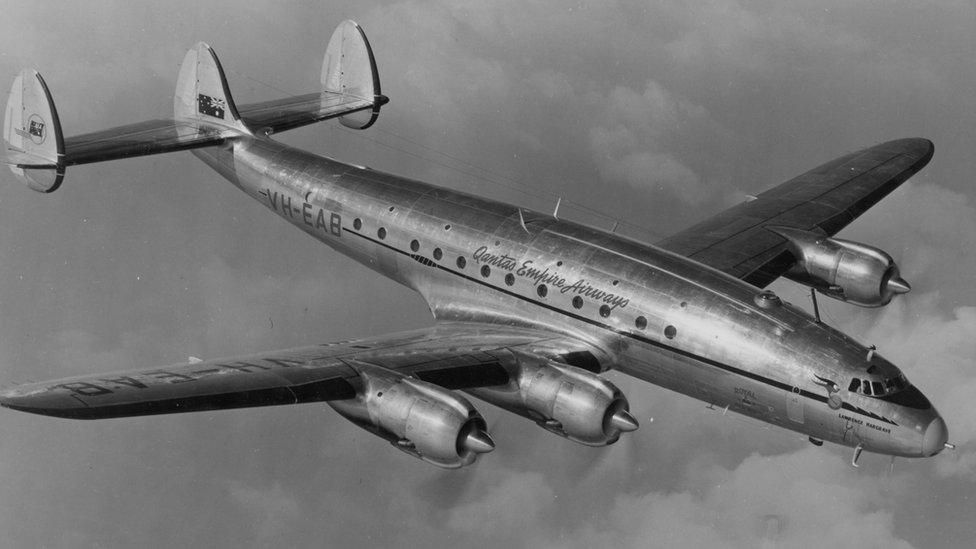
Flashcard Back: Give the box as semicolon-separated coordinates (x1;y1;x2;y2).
611;409;640;433
463;429;496;454
886;276;911;295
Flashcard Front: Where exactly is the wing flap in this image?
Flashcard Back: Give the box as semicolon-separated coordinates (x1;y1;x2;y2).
657;138;934;285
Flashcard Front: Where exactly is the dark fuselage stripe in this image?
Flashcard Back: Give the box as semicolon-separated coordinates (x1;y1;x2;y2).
342;227;897;426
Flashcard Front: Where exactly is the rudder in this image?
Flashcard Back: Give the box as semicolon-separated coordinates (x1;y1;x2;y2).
173;42;250;133
2;69;65;192
322;20;383;130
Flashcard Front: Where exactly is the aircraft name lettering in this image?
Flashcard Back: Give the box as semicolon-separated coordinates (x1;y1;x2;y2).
837;413;891;434
734;386;757;400
265;189;341;237
472;246;630;310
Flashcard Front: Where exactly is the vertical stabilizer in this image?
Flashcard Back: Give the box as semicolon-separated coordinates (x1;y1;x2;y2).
322;20;383;130
2;69;65;192
174;42;250;134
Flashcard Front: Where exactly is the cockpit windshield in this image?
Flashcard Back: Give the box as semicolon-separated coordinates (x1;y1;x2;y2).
848;373;930;409
848;374;907;396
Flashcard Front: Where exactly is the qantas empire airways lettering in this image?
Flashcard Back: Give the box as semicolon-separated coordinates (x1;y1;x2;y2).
472;246;630;311
260;187;631;312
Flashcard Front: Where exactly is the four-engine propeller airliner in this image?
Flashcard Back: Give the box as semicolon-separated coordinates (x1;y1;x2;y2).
0;21;951;468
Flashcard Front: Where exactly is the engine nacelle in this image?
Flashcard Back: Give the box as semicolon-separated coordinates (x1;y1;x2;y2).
771;226;911;307
329;363;494;468
469;352;638;446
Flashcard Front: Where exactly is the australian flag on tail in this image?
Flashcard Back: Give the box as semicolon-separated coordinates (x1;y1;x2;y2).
197;93;226;119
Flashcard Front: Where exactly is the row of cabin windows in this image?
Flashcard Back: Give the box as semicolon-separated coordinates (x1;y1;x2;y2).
354;216;676;339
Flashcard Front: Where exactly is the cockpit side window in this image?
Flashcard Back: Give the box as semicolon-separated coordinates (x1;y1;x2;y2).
872;381;884;396
862;380;872;396
848;379;861;393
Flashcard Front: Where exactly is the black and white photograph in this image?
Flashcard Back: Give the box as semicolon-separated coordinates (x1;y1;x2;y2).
0;2;973;547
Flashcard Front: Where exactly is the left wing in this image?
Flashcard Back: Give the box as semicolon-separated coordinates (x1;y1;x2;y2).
656;138;934;287
0;324;601;419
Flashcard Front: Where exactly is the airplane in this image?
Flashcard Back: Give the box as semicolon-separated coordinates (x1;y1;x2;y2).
0;20;953;468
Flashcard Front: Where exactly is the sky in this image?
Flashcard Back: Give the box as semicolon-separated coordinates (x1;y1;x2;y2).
0;1;974;547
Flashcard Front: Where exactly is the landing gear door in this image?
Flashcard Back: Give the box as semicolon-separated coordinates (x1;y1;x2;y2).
786;386;804;424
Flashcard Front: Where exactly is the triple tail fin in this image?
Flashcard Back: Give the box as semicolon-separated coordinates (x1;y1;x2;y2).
2;70;65;192
237;20;387;134
173;42;249;133
1;19;385;193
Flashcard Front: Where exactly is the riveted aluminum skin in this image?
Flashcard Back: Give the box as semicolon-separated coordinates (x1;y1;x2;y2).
193;135;945;459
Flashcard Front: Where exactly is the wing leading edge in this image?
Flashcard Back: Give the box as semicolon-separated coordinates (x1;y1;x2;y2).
0;324;599;420
656;138;934;287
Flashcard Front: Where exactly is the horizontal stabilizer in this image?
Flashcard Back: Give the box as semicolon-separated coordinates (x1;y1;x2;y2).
2;20;385;192
62;41;251;167
238;20;386;134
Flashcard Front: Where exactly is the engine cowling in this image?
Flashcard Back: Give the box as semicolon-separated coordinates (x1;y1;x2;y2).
329;363;494;468
771;226;911;307
469;352;638;446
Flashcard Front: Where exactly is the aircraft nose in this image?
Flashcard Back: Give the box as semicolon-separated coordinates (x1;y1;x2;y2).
922;416;948;456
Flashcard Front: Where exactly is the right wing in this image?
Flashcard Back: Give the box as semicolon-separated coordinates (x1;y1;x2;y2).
655;138;934;287
0;324;603;419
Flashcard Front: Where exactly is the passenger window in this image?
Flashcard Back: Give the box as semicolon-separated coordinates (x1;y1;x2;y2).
872;381;884;396
848;379;860;392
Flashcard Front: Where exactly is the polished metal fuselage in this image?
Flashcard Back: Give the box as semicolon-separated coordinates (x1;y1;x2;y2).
193;135;943;458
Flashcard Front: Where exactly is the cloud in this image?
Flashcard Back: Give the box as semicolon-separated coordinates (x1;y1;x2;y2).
446;471;553;537
535;448;914;549
226;480;303;543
